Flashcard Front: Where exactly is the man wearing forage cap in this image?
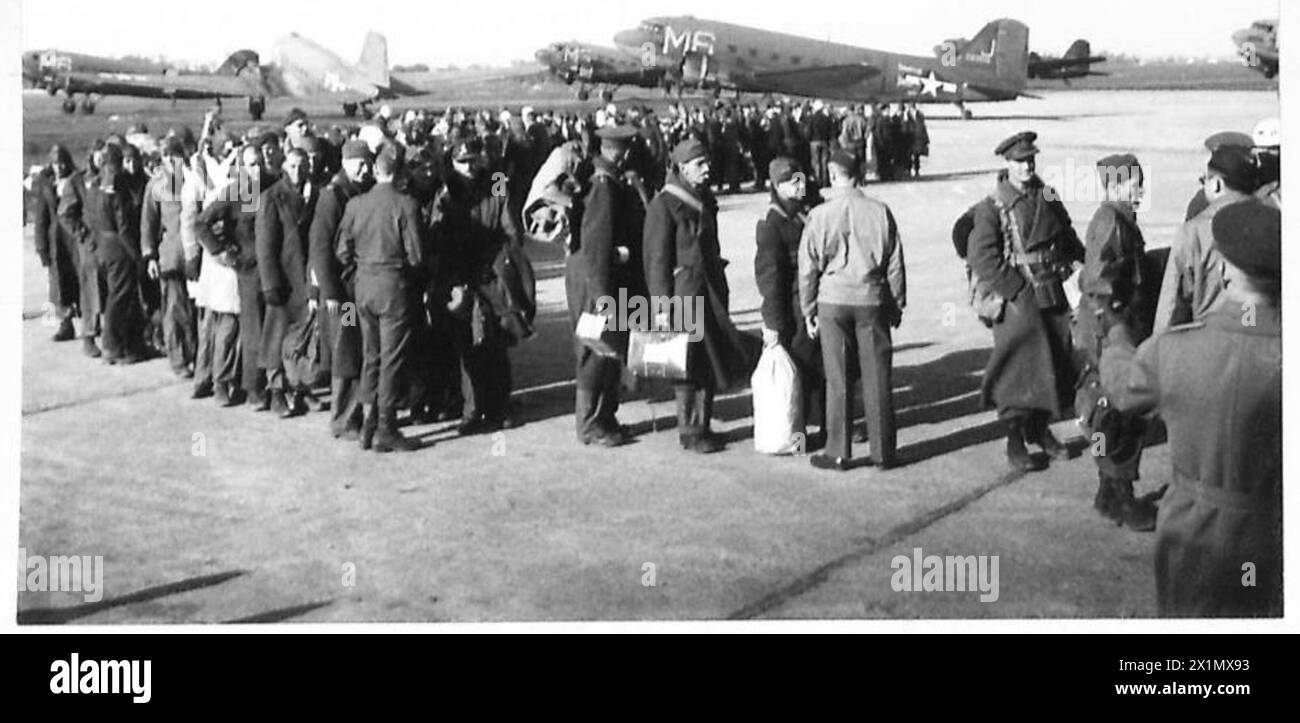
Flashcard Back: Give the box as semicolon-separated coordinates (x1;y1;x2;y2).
1154;143;1258;333
642;138;753;454
1073;152;1159;531
967;131;1085;473
1102;200;1280;617
567;124;646;447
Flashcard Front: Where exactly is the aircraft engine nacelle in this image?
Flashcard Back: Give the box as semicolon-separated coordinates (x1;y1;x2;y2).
679;52;715;88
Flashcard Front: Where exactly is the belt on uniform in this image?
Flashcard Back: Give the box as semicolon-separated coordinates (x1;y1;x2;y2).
1172;469;1278;514
1011;249;1064;266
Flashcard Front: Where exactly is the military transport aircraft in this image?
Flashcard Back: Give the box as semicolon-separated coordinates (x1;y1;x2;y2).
1026;40;1107;82
22;48;270;116
1232;19;1278;79
535;40;667;101
613;16;1035;117
21;31;423;120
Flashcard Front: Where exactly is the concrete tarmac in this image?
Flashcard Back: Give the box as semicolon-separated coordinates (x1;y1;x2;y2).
18;90;1277;622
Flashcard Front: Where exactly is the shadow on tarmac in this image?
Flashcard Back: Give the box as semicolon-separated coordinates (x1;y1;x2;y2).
17;570;248;625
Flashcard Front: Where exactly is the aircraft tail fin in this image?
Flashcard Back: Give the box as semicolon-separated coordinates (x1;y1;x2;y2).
358;31;390;88
1064;40;1091;60
956;18;1028;88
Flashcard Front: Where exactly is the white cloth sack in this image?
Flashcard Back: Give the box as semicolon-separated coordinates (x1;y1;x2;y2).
751;343;804;455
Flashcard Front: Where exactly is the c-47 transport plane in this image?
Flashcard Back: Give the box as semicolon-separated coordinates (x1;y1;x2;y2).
614;16;1033;117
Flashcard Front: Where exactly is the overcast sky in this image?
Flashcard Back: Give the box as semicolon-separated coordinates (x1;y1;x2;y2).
21;0;1279;68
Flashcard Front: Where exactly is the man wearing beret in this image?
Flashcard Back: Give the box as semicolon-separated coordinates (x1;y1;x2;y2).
967;131;1085;472
1101;200;1281;617
755;156;825;446
310;140;374;440
1073;154;1158;531
567;124;647;447
644;138;752;453
336;144;427;452
257;147;319;417
799;150;905;470
1154;144;1258;334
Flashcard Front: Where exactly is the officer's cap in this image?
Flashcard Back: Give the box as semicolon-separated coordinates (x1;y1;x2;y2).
671;138;707;165
1213;200;1280;280
1203;131;1253;152
995;131;1039;160
596;124;638;148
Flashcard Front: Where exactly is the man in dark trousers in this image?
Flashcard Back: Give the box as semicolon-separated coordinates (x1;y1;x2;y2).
336;144;426;452
257;147;318;417
807;102;833;187
799;150;905;470
85;144;148;364
967;132;1085;472
566;124;646;447
435;138;525;435
1074;154;1158;531
1102;200;1280;617
310;140;374;441
141;138;197;377
643;138;751;454
755;156;824;445
31;144;84;347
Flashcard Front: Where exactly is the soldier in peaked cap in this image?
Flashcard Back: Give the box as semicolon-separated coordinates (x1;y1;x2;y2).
1184;131;1256;221
966;131;1084;472
1101;200;1280;617
1073;153;1159;531
565;124;648;447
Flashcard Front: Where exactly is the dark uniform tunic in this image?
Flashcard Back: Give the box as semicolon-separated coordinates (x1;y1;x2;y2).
310;169;367;434
1102;303;1281;616
31;169;85;314
643;172;753;437
566;155;647;437
257;176;317;393
967;175;1084;420
85;171;144;358
754;192;823;429
1074;200;1149;483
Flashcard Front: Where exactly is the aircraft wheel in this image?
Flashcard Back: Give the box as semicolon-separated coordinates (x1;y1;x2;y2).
342;102;358;118
248;96;266;121
962;109;973;120
80;98;96;114
599;88;614;103
360;106;374;121
576;88;590;102
61;99;77;114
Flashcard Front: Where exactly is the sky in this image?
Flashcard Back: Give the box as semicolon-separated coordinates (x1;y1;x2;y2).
19;0;1280;69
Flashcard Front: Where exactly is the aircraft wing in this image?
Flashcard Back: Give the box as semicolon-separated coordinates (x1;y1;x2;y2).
742;63;882;96
56;70;264;99
1028;56;1106;73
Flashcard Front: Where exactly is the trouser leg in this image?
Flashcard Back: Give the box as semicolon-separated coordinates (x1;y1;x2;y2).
818;304;853;460
161;274;197;372
236;272;266;397
330;376;364;435
194;307;215;389
101;255;144;357
376;287;412;431
855;305;895;467
211;311;240;385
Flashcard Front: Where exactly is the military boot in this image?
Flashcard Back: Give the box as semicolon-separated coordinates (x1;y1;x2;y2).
1093;475;1119;521
373;413;420;453
1035;426;1070;460
52;317;75;342
1005;418;1044;472
1111;478;1158;532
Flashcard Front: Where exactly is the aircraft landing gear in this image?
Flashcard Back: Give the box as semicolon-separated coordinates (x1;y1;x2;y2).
598;87;614;103
956;100;972;120
342;101;358;118
61;98;77;114
79;96;96;115
248;95;266;121
359;102;374;121
576;85;590;101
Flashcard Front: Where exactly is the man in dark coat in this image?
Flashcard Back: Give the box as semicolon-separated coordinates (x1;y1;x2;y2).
565;124;647;446
31;144;84;346
1074;154;1158;531
1102;200;1280;617
755;156;823;442
310;140;373;440
85;144;148;364
336;143;428;452
257;147;318;416
643;138;753;454
434;138;530;435
967;132;1084;471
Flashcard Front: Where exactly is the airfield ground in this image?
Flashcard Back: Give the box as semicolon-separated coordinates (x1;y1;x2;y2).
17;89;1278;623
